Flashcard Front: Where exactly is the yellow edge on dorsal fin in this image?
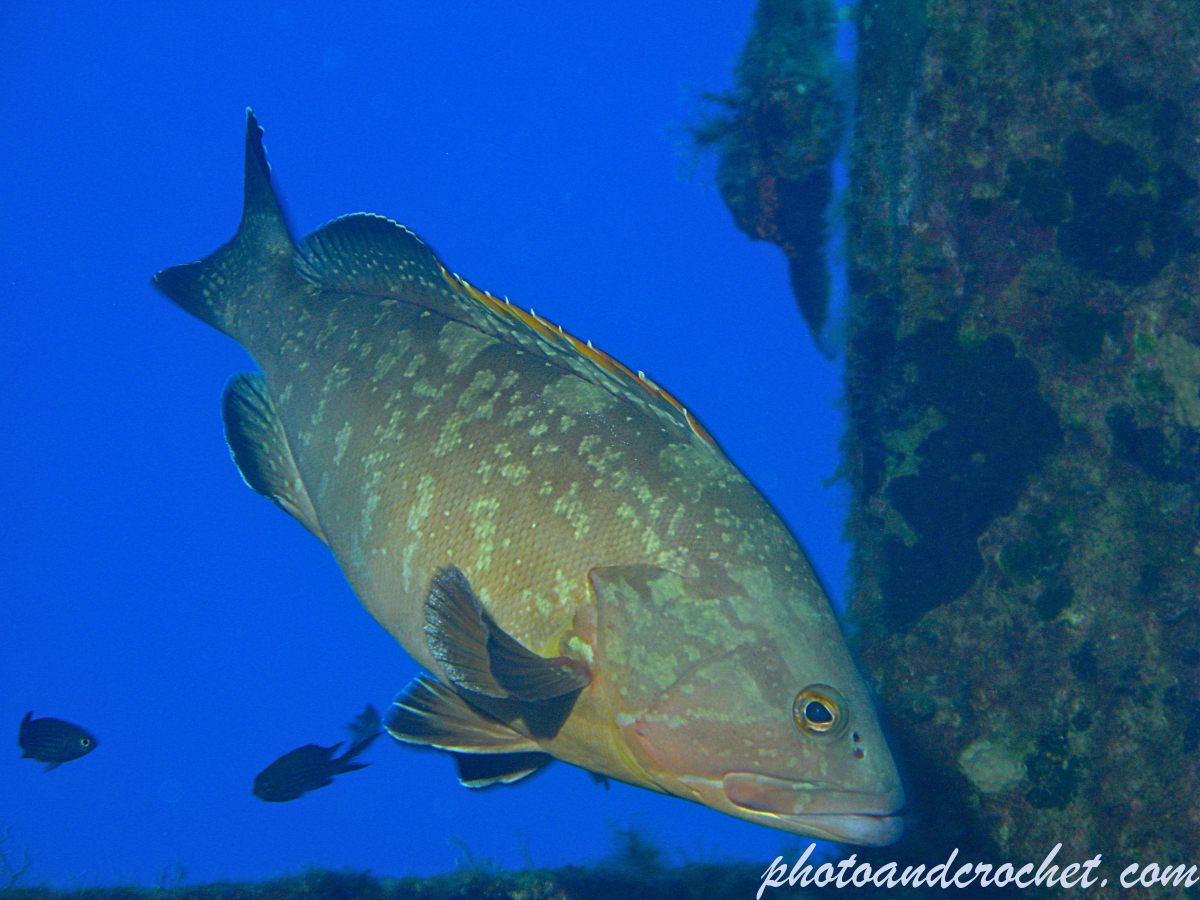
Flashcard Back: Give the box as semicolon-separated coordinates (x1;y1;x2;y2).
438;264;714;446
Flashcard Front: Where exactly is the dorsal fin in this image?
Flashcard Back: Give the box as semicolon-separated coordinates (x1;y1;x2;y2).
292;207;714;449
440;271;717;446
222;372;326;544
293;213;715;447
294;213;441;294
292;212;484;327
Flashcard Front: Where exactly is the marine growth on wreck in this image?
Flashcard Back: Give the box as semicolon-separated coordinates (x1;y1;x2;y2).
707;0;1200;893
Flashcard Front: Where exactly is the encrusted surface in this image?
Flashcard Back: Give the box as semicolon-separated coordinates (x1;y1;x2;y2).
845;0;1200;890
711;0;1200;891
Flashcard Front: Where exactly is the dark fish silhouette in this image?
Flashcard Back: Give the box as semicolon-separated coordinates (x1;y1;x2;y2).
19;712;98;770
253;705;382;802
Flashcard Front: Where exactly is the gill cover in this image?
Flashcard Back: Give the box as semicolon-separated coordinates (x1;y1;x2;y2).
588;564;903;845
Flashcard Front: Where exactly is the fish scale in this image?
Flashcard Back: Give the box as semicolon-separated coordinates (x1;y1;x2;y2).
154;110;904;845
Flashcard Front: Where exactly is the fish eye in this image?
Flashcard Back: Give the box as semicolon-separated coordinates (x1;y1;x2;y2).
80;738;91;747
792;685;848;741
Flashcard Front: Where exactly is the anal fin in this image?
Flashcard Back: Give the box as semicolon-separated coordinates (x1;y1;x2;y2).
452;751;552;788
386;674;541;754
222;373;326;544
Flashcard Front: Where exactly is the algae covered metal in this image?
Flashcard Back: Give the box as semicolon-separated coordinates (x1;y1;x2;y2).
706;0;1200;881
153;111;902;845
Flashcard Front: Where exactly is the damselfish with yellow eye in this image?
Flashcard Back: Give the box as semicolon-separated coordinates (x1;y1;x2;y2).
18;712;99;770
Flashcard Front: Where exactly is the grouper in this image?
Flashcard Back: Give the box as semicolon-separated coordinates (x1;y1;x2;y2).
154;111;904;845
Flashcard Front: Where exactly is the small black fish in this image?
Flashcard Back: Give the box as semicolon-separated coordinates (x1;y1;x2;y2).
19;712;98;770
253;705;383;802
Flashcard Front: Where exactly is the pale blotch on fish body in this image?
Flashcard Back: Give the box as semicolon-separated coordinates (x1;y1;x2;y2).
154;112;904;846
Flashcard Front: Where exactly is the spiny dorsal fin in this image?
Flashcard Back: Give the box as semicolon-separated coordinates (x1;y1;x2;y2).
294;211;714;449
292;210;715;448
222;373;326;544
442;272;716;446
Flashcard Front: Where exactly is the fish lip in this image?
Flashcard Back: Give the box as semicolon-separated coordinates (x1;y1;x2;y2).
780;810;905;847
720;771;906;847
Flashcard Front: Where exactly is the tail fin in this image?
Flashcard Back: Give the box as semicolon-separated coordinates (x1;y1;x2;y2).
335;734;381;775
342;703;384;763
153;110;297;341
348;703;382;742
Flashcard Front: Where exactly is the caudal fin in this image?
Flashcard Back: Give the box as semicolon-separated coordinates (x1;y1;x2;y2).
335;735;380;776
152;110;298;342
344;730;383;762
337;703;384;767
348;703;382;742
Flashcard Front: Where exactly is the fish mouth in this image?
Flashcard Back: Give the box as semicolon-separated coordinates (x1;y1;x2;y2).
720;772;905;847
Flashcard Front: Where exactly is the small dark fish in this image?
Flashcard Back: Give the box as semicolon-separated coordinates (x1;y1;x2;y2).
253;705;383;802
19;712;98;770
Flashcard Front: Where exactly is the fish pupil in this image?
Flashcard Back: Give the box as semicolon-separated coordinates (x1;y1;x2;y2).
805;701;833;724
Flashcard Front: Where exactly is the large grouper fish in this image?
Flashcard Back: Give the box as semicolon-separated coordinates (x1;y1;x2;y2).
154;111;904;845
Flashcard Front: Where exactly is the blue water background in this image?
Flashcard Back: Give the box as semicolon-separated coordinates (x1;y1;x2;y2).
0;1;849;887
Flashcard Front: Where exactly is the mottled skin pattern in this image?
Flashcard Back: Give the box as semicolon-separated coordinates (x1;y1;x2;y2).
155;112;902;844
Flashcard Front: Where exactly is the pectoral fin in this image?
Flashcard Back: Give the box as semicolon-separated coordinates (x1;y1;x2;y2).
424;566;590;702
222;373;326;544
